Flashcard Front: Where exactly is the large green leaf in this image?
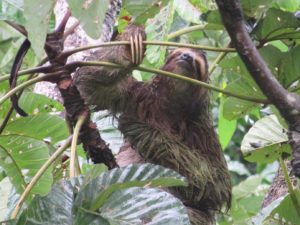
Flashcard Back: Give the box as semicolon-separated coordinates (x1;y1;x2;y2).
0;135;52;196
269;190;300;225
253;8;300;41
233;175;264;199
17;164;189;225
220;45;283;120
98;187;190;225
123;0;169;24
241;115;290;163
75;163;187;210
24;0;55;58
174;0;203;24
0;0;25;25
68;0;109;39
16;178;82;225
274;0;300;12
280;45;300;88
4;114;68;144
251;190;300;225
145;3;175;70
218;97;237;149
222;78;262;120
240;0;274;17
251;195;286;225
18;92;63;115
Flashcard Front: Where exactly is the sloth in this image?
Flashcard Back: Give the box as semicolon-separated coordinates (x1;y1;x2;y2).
74;24;231;224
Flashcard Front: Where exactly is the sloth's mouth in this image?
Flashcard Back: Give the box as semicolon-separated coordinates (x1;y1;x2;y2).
176;54;202;80
176;54;193;66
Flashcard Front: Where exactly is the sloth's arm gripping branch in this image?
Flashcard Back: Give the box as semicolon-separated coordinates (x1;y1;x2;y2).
73;25;146;113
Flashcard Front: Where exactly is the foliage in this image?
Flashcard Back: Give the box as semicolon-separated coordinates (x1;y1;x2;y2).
1;0;300;224
15;164;189;225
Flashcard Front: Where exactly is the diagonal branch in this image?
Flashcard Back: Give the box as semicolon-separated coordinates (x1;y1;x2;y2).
215;0;300;177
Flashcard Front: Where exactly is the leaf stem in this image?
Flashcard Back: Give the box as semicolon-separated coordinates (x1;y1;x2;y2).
62;40;235;57
209;51;228;75
75;61;268;104
0;73;57;107
70;113;87;178
279;156;300;219
11;137;72;220
167;24;206;39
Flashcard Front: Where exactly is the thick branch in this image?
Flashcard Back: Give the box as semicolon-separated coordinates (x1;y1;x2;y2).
44;31;118;169
215;0;300;177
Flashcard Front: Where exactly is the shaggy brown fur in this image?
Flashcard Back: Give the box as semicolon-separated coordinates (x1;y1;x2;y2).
74;24;232;224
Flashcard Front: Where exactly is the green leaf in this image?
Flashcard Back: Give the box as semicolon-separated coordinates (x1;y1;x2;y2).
17;164;189;225
123;0;169;24
4;114;68;144
241;115;290;163
0;135;53;196
145;3;175;69
222;78;262;120
218;97;237;148
233;175;264;199
75;163;187;210
253;8;300;41
68;0;109;39
251;195;285;225
259;45;282;79
18;92;64;115
174;0;203;24
240;0;274;17
204;10;224;30
270;190;300;225
81;164;107;184
274;0;300;12
24;0;55;58
250;192;300;225
280;45;300;87
99;187;190;225
0;0;26;25
16;178;83;225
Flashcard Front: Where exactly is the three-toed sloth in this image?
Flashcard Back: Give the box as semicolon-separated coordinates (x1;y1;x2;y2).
74;24;231;225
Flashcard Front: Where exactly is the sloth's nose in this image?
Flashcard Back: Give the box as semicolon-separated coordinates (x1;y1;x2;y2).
181;53;193;62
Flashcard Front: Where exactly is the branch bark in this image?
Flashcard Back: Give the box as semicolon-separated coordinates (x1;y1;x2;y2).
215;0;300;177
43;23;118;169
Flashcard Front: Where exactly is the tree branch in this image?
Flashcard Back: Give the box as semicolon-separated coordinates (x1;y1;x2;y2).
215;0;300;177
71;61;268;104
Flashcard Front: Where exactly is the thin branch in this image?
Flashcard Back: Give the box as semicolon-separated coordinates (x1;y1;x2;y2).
0;64;52;83
209;51;228;75
11;137;72;220
70;113;87;178
72;61;268;104
0;73;59;107
167;24;206;39
55;10;71;33
60;40;236;59
63;21;80;40
4;20;27;36
279;157;300;219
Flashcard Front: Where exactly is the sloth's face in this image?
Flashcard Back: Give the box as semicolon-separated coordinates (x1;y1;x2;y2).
163;48;208;82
